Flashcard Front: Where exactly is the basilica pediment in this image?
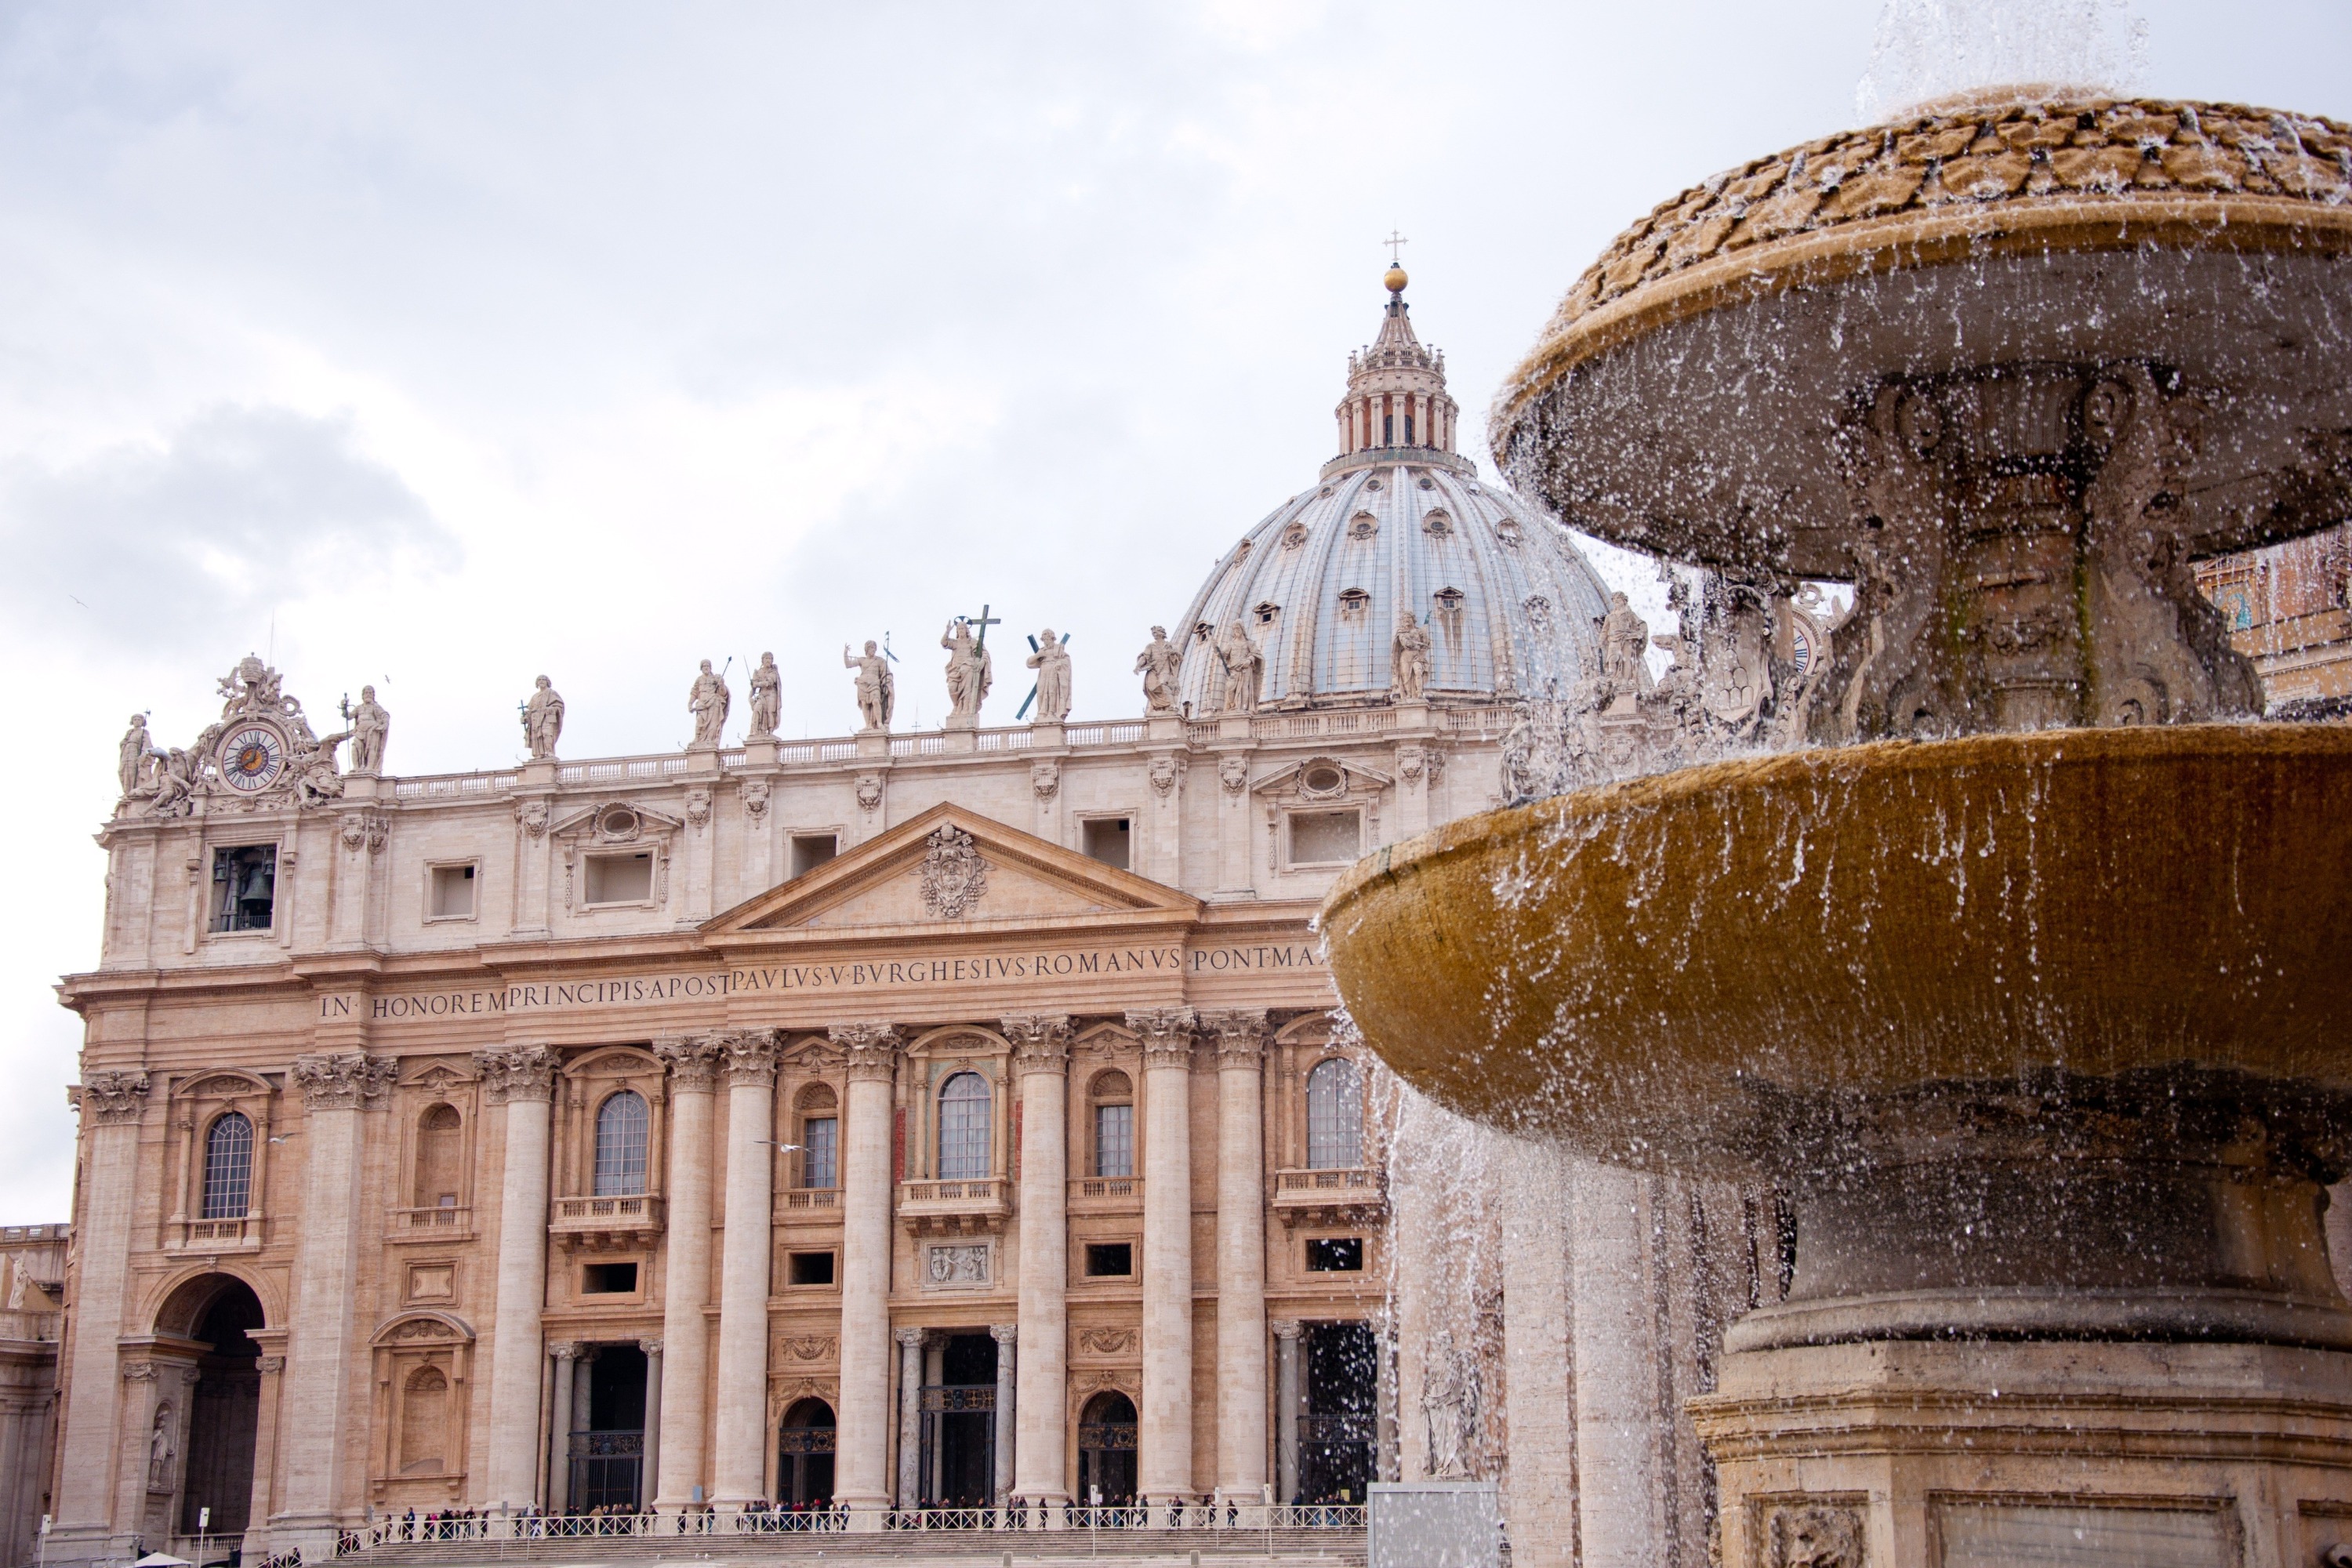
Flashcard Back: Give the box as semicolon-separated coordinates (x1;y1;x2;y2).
702;803;1197;942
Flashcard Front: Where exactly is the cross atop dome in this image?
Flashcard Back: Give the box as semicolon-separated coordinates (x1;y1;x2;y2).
1337;261;1457;459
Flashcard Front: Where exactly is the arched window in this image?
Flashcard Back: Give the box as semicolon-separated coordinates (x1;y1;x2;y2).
414;1103;463;1209
593;1091;650;1196
798;1083;839;1190
937;1073;991;1181
201;1112;254;1219
1091;1071;1134;1179
1305;1058;1363;1170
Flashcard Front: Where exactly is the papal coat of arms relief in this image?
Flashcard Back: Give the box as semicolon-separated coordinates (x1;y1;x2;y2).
918;824;990;919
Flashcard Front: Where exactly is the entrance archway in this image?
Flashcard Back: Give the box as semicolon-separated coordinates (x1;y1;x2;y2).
161;1276;264;1540
1075;1391;1136;1507
776;1398;835;1507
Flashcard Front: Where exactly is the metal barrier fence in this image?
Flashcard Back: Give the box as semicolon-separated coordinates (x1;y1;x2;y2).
338;1501;1365;1553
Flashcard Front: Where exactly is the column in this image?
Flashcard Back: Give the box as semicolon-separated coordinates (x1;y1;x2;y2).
832;1024;901;1522
640;1340;663;1514
895;1329;926;1509
477;1046;561;1514
650;1036;721;1511
711;1029;781;1508
49;1072;148;1566
243;1338;286;1558
1201;1011;1269;1504
1272;1321;1301;1506
989;1325;1016;1509
1130;1008;1196;1505
1569;1159;1666;1568
1004;1016;1071;1513
272;1051;395;1559
1502;1142;1575;1568
546;1345;578;1515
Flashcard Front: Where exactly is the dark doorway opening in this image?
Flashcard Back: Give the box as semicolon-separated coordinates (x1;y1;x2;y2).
180;1279;264;1538
777;1397;836;1507
920;1333;996;1508
1301;1322;1376;1504
570;1344;647;1512
1076;1390;1137;1507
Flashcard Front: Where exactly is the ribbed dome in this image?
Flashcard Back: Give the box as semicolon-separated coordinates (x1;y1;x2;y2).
1172;278;1615;713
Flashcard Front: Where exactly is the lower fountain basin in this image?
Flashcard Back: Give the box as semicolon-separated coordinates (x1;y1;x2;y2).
1323;724;2352;1346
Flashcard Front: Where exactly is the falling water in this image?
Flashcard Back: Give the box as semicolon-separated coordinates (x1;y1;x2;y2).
1854;0;2150;122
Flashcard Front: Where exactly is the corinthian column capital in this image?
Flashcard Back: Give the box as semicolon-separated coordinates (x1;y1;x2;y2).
1126;1007;1196;1069
1002;1015;1073;1076
1196;1010;1269;1066
290;1051;397;1110
831;1022;902;1082
474;1045;561;1104
717;1029;782;1087
71;1069;151;1126
652;1033;725;1092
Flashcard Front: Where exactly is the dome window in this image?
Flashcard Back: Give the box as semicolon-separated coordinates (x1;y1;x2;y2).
1194;622;1215;644
1417;474;1436;491
1497;518;1523;548
1283;523;1309;550
1338;587;1372;621
1236;539;1254;558
1526;596;1554;633
1253;601;1282;626
1365;478;1383;492
1348;513;1378;540
1423;509;1454;536
1433;586;1467;633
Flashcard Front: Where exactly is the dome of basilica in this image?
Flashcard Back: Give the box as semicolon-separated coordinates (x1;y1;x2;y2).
1174;270;1615;714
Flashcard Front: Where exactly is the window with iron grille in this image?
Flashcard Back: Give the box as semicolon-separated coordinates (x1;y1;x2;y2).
1094;1103;1134;1178
1306;1058;1363;1170
801;1116;838;1189
210;844;276;933
201;1112;254;1219
938;1073;991;1180
593;1091;649;1196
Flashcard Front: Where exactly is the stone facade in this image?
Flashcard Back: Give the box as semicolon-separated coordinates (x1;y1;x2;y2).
0;1226;64;1568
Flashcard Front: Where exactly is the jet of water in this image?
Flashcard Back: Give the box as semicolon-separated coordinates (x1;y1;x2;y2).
1854;0;2151;123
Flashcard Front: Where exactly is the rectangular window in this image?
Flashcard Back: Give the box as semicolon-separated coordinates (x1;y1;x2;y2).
581;1261;639;1294
428;862;477;920
788;1250;837;1286
801;1116;839;1189
1085;1242;1133;1277
1082;817;1131;869
789;833;839;879
1289;810;1363;866
583;851;654;905
1093;1104;1134;1178
209;844;277;933
1307;1237;1365;1272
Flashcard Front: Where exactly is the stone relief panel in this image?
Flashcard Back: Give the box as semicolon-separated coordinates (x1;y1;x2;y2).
921;1242;993;1290
1758;1497;1866;1568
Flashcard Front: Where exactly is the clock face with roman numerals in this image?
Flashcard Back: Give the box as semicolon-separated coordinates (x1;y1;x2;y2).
221;724;286;793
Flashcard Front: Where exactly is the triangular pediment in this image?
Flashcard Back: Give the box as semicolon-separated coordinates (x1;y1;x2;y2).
702;803;1197;942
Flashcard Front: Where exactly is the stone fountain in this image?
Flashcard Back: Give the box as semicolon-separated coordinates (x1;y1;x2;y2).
1326;94;2352;1568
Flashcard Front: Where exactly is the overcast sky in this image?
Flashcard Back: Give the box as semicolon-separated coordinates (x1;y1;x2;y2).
0;0;2343;1221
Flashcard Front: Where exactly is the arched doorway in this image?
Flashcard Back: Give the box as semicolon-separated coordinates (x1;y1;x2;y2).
167;1277;264;1541
1076;1391;1136;1507
776;1398;835;1508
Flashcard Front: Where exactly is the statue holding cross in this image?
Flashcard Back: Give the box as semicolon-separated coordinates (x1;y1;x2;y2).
940;607;998;729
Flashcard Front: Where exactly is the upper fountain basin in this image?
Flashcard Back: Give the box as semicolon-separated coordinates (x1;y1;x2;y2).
1319;724;2352;1174
1489;96;2352;578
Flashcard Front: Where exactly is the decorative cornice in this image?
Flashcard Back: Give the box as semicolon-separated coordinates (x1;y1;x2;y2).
718;1029;782;1088
1126;1008;1196;1070
290;1051;397;1110
474;1046;561;1105
1001;1015;1073;1076
74;1070;152;1127
652;1034;724;1093
831;1022;902;1083
1196;1010;1270;1066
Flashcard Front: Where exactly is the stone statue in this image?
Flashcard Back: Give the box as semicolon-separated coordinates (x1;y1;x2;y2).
345;685;390;773
1392;612;1433;701
1134;626;1183;714
1599;591;1650;695
522;676;564;759
1214;620;1261;714
118;714;151;800
844;641;895;731
940;621;993;728
148;749;195;818
1026;630;1072;724
747;652;782;740
297;731;350;807
148;1406;175;1491
688;659;731;749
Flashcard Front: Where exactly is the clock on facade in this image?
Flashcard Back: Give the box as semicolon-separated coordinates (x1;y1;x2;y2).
220;724;287;793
